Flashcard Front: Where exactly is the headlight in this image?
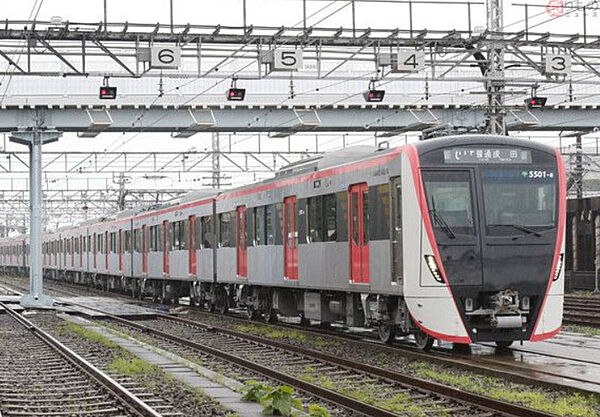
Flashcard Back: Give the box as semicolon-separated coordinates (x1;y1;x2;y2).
552;253;564;282
520;296;530;311
424;255;444;283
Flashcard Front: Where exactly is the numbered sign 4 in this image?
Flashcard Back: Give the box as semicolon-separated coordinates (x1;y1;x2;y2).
395;49;425;73
273;49;303;71
151;46;181;70
545;54;571;76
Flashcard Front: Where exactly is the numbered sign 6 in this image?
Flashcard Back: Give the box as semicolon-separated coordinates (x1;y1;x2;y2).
273;49;303;71
545;54;571;75
395;49;425;73
150;46;181;69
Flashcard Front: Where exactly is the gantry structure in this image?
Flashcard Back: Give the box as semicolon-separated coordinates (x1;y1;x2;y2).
0;2;598;222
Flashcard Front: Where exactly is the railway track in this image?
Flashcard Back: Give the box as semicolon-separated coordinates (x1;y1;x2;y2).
69;297;561;417
0;301;163;417
2;276;599;415
564;295;600;328
3;276;600;396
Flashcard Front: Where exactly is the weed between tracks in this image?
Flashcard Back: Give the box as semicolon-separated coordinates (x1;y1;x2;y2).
220;317;600;417
299;365;447;417
564;324;600;337
54;320;232;416
410;361;599;417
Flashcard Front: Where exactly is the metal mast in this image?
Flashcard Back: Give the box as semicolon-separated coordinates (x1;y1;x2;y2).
485;0;506;135
211;132;221;189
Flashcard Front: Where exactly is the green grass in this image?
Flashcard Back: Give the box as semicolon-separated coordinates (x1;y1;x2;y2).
233;324;307;343
108;356;160;376
564;325;600;337
409;361;599;417
301;366;430;415
569;291;600;298
58;321;120;349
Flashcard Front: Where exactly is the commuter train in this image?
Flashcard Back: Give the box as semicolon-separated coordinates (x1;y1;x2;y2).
0;135;566;350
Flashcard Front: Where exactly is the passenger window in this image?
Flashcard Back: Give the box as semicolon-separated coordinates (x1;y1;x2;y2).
308;196;323;243
255;206;266;246
266;205;275;245
202;216;213;249
195;218;202;250
351;192;359;244
220;212;234;247
336;191;348;242
275;203;284;245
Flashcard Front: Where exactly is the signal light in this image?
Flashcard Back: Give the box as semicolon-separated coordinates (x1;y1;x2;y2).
364;90;386;102
226;88;246;101
99;86;117;100
525;96;547;109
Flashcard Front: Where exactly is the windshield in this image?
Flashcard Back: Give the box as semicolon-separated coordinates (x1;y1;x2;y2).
482;168;556;235
422;171;475;236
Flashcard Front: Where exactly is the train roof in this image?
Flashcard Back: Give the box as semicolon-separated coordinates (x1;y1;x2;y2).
414;134;558;155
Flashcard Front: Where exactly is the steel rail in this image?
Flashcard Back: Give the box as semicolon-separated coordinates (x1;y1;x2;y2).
78;307;403;417
67;300;553;417
150;314;559;417
0;301;162;417
169;308;600;397
5;278;597;407
8;276;598;397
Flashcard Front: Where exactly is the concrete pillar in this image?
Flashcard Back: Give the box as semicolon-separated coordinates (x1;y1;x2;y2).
10;128;62;308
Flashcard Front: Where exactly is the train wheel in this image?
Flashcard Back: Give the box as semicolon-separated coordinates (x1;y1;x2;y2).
299;312;310;326
378;322;396;345
414;330;434;351
246;305;258;320
218;300;228;314
495;340;514;349
264;306;277;323
131;281;139;299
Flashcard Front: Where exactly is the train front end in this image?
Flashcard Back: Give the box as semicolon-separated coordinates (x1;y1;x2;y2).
404;135;566;346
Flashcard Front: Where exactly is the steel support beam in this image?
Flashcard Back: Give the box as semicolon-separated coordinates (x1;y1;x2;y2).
9;128;62;308
1;105;600;132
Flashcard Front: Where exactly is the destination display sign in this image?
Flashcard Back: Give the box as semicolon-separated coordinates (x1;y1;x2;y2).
443;148;532;164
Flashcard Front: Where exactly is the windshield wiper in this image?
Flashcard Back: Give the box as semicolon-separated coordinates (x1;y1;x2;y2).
429;197;456;239
488;223;542;237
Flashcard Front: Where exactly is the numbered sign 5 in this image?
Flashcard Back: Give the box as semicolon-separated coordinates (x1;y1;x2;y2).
545;54;571;75
151;46;181;69
273;49;303;71
395;50;425;73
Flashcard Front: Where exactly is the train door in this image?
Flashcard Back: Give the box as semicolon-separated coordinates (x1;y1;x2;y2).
189;215;197;276
104;231;109;270
119;229;124;272
71;237;74;267
142;225;148;274
92;234;96;269
349;183;369;283
236;206;247;278
283;196;298;280
391;177;403;283
163;221;170;275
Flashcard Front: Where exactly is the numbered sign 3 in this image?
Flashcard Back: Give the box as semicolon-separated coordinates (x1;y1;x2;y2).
395;49;425;73
545;54;571;76
151;46;181;69
273;49;303;71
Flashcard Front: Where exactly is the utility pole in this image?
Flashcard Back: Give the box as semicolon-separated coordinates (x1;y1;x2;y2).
485;0;506;135
575;133;584;199
211;132;221;189
10;127;62;308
